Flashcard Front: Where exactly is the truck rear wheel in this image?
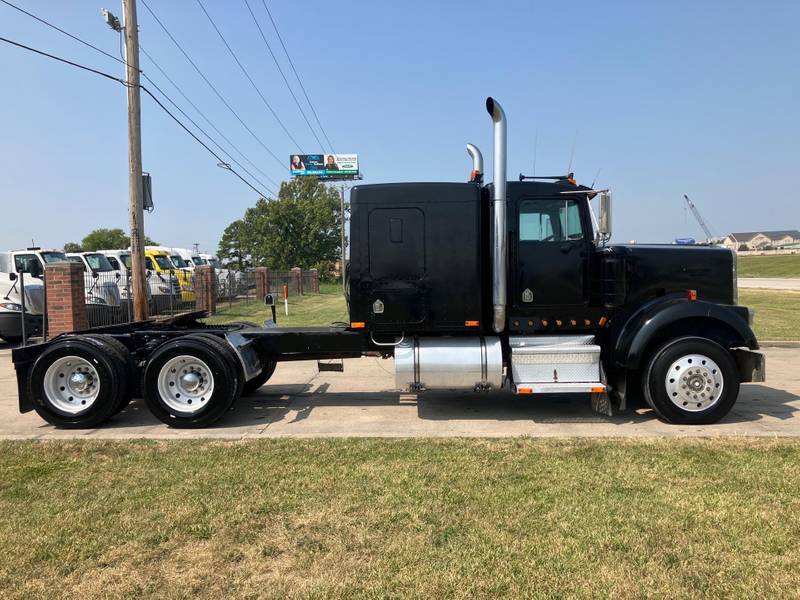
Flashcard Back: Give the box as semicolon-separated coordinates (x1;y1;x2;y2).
27;339;122;428
143;335;239;428
82;334;135;414
642;336;739;424
242;361;277;396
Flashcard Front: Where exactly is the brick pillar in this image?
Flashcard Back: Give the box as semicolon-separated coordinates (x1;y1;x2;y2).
45;262;88;336
310;268;319;293
195;265;216;315
291;267;302;296
255;267;270;300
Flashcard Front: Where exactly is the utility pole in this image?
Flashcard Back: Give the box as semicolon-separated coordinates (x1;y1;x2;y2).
122;0;148;320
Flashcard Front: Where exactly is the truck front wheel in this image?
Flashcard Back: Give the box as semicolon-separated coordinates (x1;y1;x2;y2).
642;336;739;425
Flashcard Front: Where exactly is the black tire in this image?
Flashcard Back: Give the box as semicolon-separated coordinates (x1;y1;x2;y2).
642;336;739;425
27;338;122;428
143;335;238;428
190;333;245;400
242;360;277;396
82;335;136;414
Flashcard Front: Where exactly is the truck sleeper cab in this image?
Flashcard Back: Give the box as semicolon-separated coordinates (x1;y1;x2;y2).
11;97;764;429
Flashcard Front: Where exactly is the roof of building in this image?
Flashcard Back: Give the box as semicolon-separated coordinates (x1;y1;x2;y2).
726;230;800;243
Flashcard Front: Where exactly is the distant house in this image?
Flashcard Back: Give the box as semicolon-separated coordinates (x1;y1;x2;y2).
721;230;800;251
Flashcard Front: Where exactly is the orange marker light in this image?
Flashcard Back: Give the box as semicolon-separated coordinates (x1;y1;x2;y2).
465;320;479;327
598;316;608;327
518;387;533;395
350;322;365;329
556;320;563;327
584;319;591;326
687;289;698;301
542;320;549;327
591;386;606;393
570;319;577;326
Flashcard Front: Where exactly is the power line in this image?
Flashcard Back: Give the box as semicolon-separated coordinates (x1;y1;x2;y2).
0;0;278;192
140;0;287;170
194;0;305;152
242;0;325;150
0;35;272;198
140;46;279;189
0;0;129;68
261;0;335;153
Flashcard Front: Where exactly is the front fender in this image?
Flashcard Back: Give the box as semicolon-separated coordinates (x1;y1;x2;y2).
612;296;757;370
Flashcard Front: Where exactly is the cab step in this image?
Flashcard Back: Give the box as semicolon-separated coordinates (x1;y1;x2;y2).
317;359;344;372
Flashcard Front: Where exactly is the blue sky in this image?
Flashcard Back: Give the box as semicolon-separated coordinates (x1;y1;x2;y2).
1;0;798;254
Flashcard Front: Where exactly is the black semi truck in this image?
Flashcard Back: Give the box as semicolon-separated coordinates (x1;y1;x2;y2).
11;98;764;428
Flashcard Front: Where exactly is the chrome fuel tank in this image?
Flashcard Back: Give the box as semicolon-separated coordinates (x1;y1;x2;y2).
395;336;503;391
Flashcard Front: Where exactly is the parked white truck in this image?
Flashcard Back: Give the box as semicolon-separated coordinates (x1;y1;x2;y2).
0;270;44;343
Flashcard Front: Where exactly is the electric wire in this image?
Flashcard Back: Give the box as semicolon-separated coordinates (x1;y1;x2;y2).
261;0;335;153
242;0;325;150
140;0;287;170
194;0;305;152
140;46;279;190
0;0;279;192
0;35;272;198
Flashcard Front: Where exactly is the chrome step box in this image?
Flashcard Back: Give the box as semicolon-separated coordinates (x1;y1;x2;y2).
509;335;601;385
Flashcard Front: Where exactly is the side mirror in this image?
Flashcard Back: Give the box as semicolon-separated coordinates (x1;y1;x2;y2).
115;272;121;281
598;191;612;240
8;272;17;281
93;271;99;280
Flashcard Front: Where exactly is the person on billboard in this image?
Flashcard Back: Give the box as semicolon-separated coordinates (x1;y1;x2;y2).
291;155;306;171
325;155;339;171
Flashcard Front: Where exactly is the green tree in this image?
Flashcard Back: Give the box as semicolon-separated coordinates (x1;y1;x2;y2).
218;219;247;271
235;178;343;270
80;228;158;251
63;242;82;253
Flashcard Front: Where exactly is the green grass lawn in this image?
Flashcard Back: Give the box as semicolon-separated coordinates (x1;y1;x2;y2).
206;282;348;327
1;439;799;599
738;254;800;278
739;289;800;340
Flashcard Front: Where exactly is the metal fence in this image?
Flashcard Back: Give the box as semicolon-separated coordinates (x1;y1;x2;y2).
4;267;321;346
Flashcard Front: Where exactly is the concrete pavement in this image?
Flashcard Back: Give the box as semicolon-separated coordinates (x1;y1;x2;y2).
739;277;800;290
1;344;798;439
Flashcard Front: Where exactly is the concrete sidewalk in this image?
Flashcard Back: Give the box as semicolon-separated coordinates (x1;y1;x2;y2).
1;346;798;439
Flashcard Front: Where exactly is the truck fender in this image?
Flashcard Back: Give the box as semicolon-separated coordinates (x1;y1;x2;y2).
612;297;757;370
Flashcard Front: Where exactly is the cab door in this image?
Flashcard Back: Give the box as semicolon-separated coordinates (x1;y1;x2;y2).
513;196;590;309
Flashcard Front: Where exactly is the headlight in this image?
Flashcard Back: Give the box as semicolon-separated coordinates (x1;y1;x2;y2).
0;302;23;312
158;285;171;293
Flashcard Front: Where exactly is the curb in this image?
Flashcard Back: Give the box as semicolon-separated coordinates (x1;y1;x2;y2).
761;340;800;348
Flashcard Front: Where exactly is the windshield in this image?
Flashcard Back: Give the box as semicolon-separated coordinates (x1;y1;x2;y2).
170;255;187;268
106;256;121;270
153;255;174;270
208;258;222;269
85;253;114;272
192;256;207;266
120;254;131;269
41;251;66;263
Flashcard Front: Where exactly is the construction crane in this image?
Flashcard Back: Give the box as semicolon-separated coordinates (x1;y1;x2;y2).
683;194;715;243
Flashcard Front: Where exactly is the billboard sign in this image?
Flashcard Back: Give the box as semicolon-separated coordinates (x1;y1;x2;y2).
289;154;359;179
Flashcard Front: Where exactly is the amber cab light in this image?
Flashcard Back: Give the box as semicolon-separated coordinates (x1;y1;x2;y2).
350;322;365;329
687;289;698;301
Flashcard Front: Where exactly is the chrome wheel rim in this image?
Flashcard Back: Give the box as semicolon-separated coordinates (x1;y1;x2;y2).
665;353;724;412
157;355;214;415
43;355;100;415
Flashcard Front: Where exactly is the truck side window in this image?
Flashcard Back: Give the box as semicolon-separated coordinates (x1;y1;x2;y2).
519;198;582;242
145;257;155;271
14;254;38;273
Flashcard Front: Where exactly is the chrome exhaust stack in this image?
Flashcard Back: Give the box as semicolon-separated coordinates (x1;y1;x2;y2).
466;143;483;183
486;97;507;333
